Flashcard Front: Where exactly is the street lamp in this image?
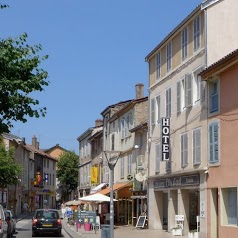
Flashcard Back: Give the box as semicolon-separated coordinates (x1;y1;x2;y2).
103;151;121;238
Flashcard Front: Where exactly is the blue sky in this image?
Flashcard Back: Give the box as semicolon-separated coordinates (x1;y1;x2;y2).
1;0;202;153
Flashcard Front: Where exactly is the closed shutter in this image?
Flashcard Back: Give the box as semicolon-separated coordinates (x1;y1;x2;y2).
155;143;160;172
151;98;155;125
193;129;201;164
177;81;181;113
185;73;193;107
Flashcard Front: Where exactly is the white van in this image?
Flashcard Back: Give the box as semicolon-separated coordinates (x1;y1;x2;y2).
0;204;8;238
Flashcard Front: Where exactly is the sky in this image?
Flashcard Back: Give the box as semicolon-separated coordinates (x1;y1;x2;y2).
1;0;202;153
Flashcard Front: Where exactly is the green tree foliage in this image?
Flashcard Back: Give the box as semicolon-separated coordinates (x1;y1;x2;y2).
56;151;79;201
0;32;49;133
0;140;22;203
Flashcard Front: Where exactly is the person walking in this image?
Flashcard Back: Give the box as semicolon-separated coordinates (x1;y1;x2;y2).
23;202;29;214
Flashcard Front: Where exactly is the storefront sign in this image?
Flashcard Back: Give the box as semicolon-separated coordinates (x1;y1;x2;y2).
154;174;199;189
161;117;170;161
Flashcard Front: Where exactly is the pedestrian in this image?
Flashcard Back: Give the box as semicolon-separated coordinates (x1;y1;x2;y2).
23;202;29;214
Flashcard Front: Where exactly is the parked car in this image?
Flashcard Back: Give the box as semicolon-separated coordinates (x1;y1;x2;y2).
32;209;62;237
0;205;8;238
4;210;16;235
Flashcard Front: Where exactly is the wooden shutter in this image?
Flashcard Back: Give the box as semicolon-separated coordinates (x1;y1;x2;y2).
185;74;193;107
177;81;181;113
193;129;201;164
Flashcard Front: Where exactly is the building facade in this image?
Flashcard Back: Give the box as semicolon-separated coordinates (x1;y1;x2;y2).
200;49;238;238
145;0;238;237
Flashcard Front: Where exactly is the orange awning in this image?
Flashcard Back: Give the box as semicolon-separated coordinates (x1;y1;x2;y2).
98;182;131;195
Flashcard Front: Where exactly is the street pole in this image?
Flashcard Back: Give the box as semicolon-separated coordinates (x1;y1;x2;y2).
109;163;114;238
104;151;121;238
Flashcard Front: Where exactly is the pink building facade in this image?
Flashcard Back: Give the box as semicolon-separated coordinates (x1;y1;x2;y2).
201;49;238;238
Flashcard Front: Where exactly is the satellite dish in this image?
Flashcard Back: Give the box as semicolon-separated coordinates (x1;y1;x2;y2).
135;172;147;182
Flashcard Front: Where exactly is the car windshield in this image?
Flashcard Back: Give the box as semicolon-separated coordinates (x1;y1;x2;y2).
36;210;59;219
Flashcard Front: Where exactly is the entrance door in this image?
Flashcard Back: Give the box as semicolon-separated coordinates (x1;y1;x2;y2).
210;188;218;238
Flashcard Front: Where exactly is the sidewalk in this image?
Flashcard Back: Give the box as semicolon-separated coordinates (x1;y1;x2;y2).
62;219;188;238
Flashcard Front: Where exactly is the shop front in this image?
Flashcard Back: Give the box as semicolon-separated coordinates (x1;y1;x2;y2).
150;173;205;235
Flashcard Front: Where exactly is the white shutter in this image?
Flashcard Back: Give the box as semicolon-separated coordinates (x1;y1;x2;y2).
185;74;193;107
177;81;181;113
151;98;155;125
193;129;201;164
156;95;161;124
155;143;160;172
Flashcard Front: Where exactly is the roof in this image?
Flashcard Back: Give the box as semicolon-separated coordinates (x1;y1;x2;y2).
44;144;69;153
98;182;131;195
100;100;132;116
145;4;201;61
25;144;57;161
200;49;238;79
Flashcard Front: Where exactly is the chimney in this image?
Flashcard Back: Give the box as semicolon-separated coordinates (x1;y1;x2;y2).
95;119;103;127
135;83;144;99
32;135;37;148
36;141;39;149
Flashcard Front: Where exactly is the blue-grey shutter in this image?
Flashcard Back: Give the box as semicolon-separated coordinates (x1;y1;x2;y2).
228;188;237;225
209;122;219;163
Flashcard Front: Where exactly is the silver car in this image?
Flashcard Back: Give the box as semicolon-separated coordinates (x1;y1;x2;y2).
0;204;8;238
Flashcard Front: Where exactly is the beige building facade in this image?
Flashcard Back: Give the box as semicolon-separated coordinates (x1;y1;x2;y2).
145;0;238;237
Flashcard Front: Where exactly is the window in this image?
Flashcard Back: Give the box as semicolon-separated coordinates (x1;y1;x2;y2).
128;154;132;175
177;78;185;113
193;66;204;104
156;94;161;124
193;16;200;51
222;188;237;225
182;27;188;60
166;88;171;118
156;52;161;80
151;98;155;126
166;41;172;72
155;143;160;172
120;156;125;179
210;80;219;113
181;133;188;167
193;128;201;164
209;121;219;164
125;113;133;136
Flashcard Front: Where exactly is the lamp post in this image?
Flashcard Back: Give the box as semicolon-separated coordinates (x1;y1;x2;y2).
103;151;121;238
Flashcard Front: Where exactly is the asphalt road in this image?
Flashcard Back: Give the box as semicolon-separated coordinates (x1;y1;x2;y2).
15;215;69;238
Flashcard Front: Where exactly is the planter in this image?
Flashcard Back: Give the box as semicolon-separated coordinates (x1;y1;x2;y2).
84;223;91;231
188;231;199;238
171;228;183;236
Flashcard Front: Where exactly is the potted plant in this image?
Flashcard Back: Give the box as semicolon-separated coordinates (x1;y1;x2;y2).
171;227;183;236
188;230;199;238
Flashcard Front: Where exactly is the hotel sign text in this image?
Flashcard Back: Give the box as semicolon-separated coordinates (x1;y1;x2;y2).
154;174;200;189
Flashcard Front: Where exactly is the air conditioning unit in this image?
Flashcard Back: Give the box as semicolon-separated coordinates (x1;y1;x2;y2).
137;155;144;169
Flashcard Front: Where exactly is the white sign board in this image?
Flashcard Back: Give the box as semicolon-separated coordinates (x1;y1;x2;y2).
175;215;184;221
200;201;205;218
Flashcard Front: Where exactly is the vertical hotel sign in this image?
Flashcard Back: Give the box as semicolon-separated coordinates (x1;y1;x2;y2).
161;117;170;161
91;167;98;184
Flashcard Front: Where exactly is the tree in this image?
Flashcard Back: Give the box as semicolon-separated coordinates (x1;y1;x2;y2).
56;151;79;201
0;32;49;133
0;140;22;205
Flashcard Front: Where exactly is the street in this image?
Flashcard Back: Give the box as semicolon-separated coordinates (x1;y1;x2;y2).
15;216;70;238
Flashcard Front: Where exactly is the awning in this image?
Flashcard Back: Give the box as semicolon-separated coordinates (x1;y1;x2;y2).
98;182;131;195
90;183;108;194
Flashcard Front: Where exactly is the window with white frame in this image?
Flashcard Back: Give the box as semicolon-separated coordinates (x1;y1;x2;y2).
221;187;237;225
193;16;200;51
182;27;188;60
209;121;219;164
166;87;171;118
193;66;204;104
120;156;125;179
128;154;132;175
166;41;172;72
155;143;160;173
156;52;161;80
181;133;188;167
193;128;201;165
151;98;155;126
210;80;219;113
156;94;161;124
177;74;193;113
